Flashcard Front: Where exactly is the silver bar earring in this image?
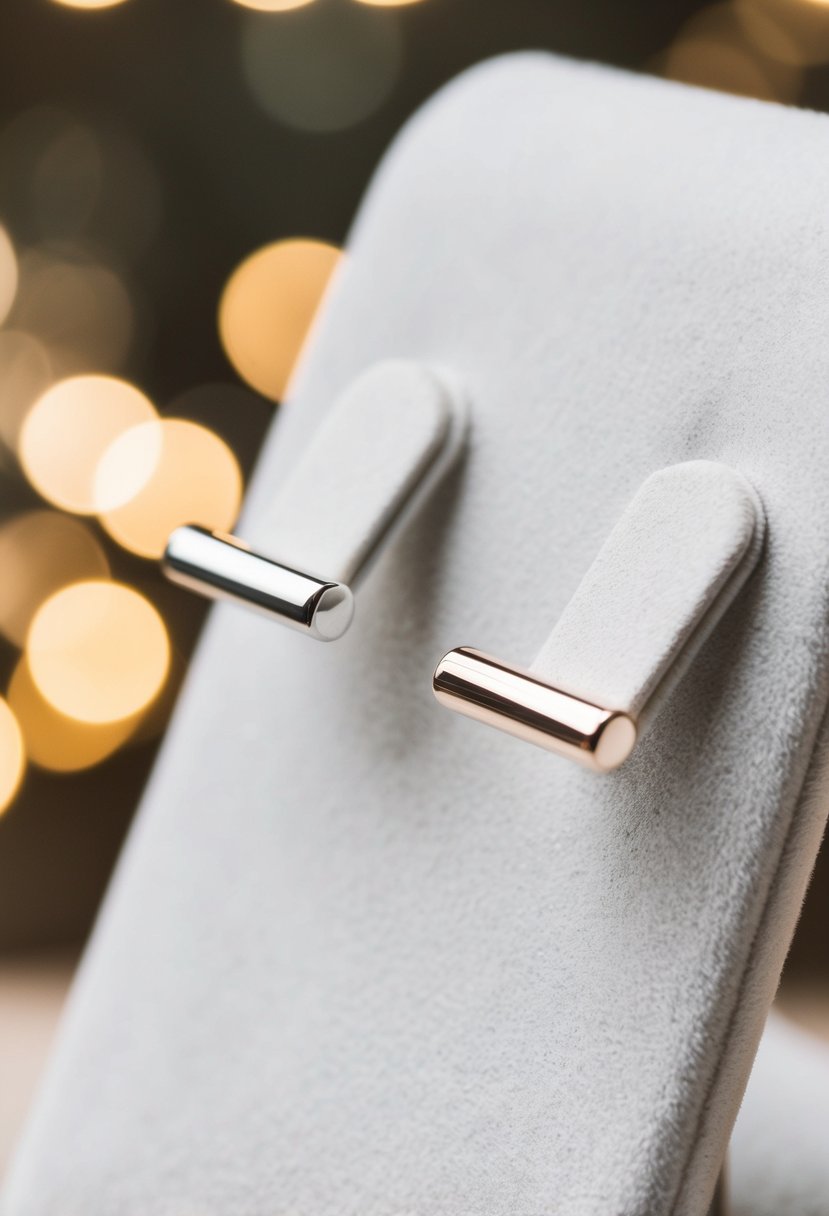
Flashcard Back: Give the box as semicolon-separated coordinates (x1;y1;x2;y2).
162;360;467;640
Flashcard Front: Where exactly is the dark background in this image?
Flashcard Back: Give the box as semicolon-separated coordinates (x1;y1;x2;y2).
0;0;825;987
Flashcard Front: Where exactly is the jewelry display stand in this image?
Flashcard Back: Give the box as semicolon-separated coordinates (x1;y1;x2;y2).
4;54;829;1216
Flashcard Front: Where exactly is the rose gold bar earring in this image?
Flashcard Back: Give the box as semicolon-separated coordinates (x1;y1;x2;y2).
433;461;765;773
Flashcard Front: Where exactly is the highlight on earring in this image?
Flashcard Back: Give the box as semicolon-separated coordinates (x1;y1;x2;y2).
162;360;467;640
433;462;764;772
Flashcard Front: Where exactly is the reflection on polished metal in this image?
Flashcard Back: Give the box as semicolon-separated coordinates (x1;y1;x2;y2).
433;647;637;773
433;463;764;771
162;526;354;642
160;360;466;641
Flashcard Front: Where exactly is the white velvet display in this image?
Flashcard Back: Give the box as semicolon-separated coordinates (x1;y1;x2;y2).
5;54;829;1216
530;461;763;721
258;359;461;585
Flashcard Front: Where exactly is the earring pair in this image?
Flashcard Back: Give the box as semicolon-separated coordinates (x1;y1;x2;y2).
162;360;764;773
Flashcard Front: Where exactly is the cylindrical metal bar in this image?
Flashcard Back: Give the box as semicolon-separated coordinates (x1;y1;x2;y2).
433;647;636;772
162;526;354;641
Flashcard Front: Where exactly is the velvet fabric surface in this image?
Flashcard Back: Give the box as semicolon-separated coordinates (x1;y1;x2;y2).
4;54;829;1216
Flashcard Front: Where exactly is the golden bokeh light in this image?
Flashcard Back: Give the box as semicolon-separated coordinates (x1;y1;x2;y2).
9;657;137;773
218;238;341;400
662;35;779;99
27;581;170;725
20;374;156;513
13;246;134;375
0;331;52;457
735;0;806;64
736;0;829;65
0;224;18;326
50;0;131;8
96;419;243;559
231;0;315;9
0;698;25;816
0;511;109;647
651;2;802;101
657;2;802;103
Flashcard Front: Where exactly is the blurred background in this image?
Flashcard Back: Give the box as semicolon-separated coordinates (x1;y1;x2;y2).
1;0;828;1175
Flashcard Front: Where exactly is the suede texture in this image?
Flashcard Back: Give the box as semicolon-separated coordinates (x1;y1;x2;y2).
4;54;829;1216
259;359;456;585
530;461;763;720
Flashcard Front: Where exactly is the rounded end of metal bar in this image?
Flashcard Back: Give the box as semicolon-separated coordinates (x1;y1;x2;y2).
310;582;354;641
433;647;637;772
161;525;354;641
590;711;637;772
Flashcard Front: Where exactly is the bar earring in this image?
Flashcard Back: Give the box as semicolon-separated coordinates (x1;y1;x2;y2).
162;360;467;640
433;462;764;771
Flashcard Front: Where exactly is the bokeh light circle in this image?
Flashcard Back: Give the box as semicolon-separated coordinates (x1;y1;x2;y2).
658;2;802;101
735;0;829;66
241;3;402;133
0;224;17;325
218;238;341;401
20;374;156;513
0;331;52;457
734;0;805;65
13;247;134;374
0;698;25;816
96;418;243;559
232;0;315;8
9;657;137;773
0;510;109;646
27;581;170;725
50;0;131;8
661;36;778;99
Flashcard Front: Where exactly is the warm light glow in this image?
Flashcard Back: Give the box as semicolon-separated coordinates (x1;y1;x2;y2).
241;4;402;133
0;225;18;326
231;0;315;8
218;238;341;401
96;419;243;559
735;0;804;65
50;0;131;8
659;2;801;99
9;657;137;773
27;581;170;725
0;331;52;457
0;698;25;816
736;0;829;66
0;511;109;646
661;35;780;100
20;374;156;513
13;247;133;375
